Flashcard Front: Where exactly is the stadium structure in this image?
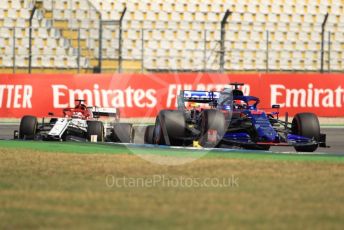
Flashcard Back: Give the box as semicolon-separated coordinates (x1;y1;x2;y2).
0;0;343;73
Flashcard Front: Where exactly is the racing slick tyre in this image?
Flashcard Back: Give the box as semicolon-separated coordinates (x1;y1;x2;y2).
292;113;320;152
87;121;104;142
144;125;155;144
19;115;38;140
153;110;186;146
200;110;226;147
113;123;134;143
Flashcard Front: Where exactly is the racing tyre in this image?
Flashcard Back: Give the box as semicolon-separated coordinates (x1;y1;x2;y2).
87;121;104;142
153;110;186;146
292;113;320;152
113;123;134;143
144;125;155;144
19;115;38;140
200;110;226;147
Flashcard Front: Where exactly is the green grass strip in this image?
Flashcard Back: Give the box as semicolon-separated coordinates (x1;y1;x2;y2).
0;140;343;163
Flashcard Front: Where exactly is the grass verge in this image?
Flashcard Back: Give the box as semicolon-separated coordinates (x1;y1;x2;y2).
0;140;343;163
0;141;343;229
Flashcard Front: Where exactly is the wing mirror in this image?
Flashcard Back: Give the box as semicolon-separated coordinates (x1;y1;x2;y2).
272;104;280;109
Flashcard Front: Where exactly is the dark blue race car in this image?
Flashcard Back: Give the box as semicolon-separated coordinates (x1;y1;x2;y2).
144;83;328;152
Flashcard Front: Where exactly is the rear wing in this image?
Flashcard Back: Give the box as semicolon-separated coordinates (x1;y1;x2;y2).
178;89;234;111
181;90;220;103
89;107;119;118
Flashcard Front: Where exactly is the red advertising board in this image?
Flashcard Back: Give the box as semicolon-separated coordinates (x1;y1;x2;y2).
0;73;343;118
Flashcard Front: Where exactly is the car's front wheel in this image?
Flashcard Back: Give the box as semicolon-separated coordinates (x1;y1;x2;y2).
292;113;320;152
19;115;38;140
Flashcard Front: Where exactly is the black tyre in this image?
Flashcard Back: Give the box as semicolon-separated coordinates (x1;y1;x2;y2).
87;121;104;142
292;113;320;152
19;115;38;140
113;123;134;143
200;110;226;147
153;110;186;146
144;125;155;144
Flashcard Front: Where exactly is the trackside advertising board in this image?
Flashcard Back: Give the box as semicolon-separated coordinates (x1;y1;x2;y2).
0;73;343;118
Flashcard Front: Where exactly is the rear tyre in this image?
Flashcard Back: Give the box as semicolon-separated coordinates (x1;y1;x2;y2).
144;125;155;144
113;123;134;143
153;110;186;146
200;110;226;147
19;115;38;140
87;121;104;142
292;113;320;152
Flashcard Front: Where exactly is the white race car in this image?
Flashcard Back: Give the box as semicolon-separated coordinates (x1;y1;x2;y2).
17;100;134;143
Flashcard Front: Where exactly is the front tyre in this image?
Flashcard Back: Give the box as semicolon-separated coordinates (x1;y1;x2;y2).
19;115;38;140
292;113;320;152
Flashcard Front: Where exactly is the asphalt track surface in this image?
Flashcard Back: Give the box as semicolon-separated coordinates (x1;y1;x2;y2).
0;124;343;155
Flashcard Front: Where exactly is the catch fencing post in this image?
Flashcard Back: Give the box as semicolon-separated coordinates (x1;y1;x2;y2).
203;30;207;71
327;31;331;72
220;10;231;73
320;13;329;73
28;0;43;74
12;27;16;73
266;31;269;72
141;28;144;73
77;29;81;73
118;7;127;73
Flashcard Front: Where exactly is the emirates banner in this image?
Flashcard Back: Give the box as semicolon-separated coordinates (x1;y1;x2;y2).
0;73;343;118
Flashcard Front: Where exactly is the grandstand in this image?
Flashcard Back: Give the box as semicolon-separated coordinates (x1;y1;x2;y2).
0;0;343;73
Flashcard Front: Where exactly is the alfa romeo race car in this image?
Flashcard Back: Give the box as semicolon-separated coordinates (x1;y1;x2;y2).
144;83;328;152
16;100;134;143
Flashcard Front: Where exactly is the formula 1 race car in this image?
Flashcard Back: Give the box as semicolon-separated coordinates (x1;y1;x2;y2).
144;83;328;152
17;100;134;143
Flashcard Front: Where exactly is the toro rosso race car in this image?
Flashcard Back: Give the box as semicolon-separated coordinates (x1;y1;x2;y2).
16;100;134;143
145;83;328;152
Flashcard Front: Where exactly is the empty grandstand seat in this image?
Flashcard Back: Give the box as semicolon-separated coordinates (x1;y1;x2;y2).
0;0;343;73
0;1;9;9
2;56;13;67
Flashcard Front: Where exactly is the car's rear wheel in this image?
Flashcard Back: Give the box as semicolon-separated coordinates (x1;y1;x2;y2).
199;110;226;147
153;110;186;146
87;121;104;142
19;115;38;140
112;123;134;143
292;113;320;152
144;125;155;144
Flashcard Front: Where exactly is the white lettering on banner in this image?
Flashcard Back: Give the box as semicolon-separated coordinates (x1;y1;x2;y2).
0;85;32;109
270;84;344;108
51;84;157;108
52;85;68;108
